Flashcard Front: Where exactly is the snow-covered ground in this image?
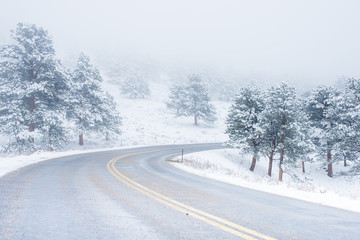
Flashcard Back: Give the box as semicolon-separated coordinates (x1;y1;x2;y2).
0;81;229;176
105;81;229;146
169;148;360;213
0;78;228;164
1;80;359;214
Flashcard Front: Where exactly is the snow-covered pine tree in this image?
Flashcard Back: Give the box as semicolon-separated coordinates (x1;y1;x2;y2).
37;65;71;151
0;60;33;153
226;87;265;171
166;84;187;116
69;53;121;145
120;75;150;99
337;78;360;173
96;92;122;142
297;97;314;174
261;83;311;180
306;85;343;177
0;23;69;153
183;74;217;125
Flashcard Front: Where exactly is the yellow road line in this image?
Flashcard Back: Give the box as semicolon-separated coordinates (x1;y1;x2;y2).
107;149;278;240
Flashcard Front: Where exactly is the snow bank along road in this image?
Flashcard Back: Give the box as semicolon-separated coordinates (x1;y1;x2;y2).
0;144;359;240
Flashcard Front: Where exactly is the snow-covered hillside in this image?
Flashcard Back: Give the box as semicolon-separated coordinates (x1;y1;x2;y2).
1;78;359;214
0;80;230;175
170;149;360;213
103;81;229;146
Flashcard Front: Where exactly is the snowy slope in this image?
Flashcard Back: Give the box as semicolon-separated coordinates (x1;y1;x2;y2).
0;80;229;176
1;78;359;214
170;149;360;213
103;81;229;146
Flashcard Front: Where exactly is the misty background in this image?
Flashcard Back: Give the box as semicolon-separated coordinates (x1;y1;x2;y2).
1;0;360;92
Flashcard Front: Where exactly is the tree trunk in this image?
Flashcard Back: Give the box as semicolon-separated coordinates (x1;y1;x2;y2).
28;93;35;143
279;146;284;181
279;114;286;182
79;117;84;145
279;163;283;182
194;114;198;126
249;155;256;172
344;158;347;167
48;130;53;151
79;133;84;146
268;150;274;177
302;161;305;173
327;150;333;177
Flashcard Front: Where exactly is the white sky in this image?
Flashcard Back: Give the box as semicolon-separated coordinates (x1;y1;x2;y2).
1;0;360;86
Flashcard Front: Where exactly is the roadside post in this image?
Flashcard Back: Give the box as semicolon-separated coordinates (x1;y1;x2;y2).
182;149;184;163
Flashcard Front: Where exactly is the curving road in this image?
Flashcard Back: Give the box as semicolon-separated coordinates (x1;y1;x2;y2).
0;143;359;240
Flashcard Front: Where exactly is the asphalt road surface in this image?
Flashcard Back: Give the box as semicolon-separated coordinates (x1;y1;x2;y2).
0;143;359;240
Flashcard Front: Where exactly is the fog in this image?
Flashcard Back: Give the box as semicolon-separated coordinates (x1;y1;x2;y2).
1;0;360;88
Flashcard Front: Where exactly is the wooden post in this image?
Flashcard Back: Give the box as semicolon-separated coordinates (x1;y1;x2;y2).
182;149;184;163
302;161;305;173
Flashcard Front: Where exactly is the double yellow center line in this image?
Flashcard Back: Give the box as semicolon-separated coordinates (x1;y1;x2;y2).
107;149;278;240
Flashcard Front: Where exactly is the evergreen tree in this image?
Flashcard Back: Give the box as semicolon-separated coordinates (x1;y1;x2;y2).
337;78;360;173
167;74;216;125
69;53;121;145
0;64;33;153
97;92;122;141
120;76;150;98
260;98;281;177
36;66;71;151
306;85;343;177
185;74;217;125
226;87;265;171
0;23;69;153
297;97;314;174
166;84;187;116
261;83;311;180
